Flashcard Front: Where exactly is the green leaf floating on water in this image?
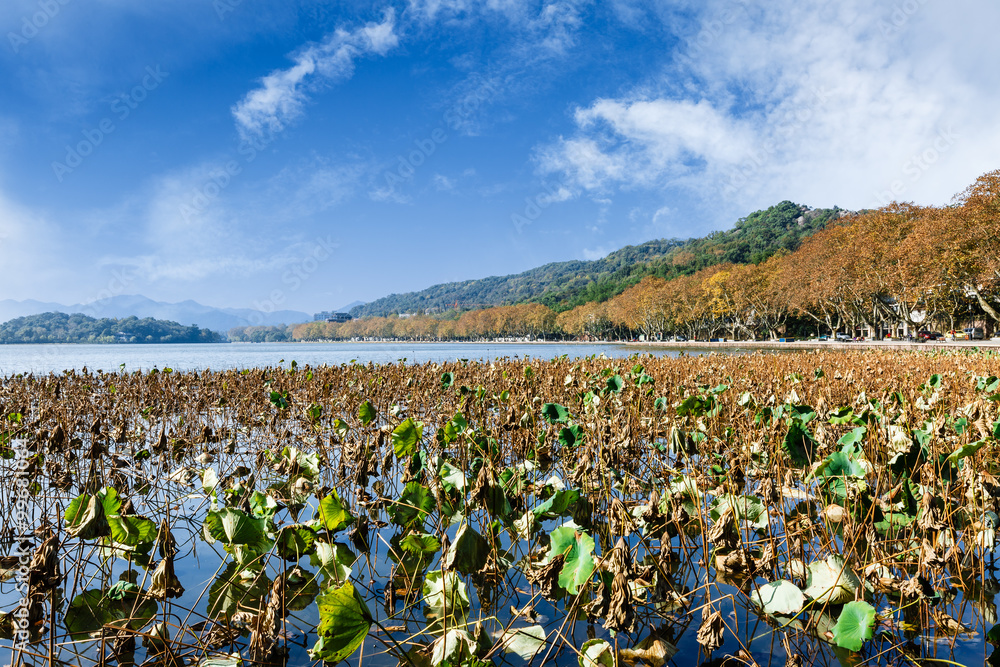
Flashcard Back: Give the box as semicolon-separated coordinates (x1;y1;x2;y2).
282;566;321;612
828;406;855;425
310;541;355;585
442;523;490;576
202;468;219;495
279;446;320;479
205;508;270;547
832;601;876;651
579;639;615;667
310;582;372;663
812;451;866;499
837;426;867;453
803;555;862;604
248;491;277;519
532;489;580;521
392;417;422;458
750;580;805;616
541;403;570;424
400;532;441;555
317;488;355;533
423;569;470;633
107;514;158;548
558;424;584;448
710;494;768;529
430;629;479;666
65;588;158;639
783;422;817;467
64;492;112;540
275;524;318;560
605;374;624;393
436;457;467;493
358;400;377;426
499;625;547;660
389;482;434;528
207;563;271;619
197;656;243;667
545;525;596;596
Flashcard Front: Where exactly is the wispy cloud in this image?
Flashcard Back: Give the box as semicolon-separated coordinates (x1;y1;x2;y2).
232;9;398;140
537;0;1000;215
119;158;358;284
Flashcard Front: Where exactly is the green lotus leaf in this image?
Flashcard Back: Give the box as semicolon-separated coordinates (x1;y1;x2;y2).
803;555;862;604
541;403;570;424
545;525;595;596
392;418;422;458
358;400;377;426
579;639;614;667
442;523;489;576
65;493;112;540
422;569;470;634
276;524;318;561
750;580;805;617
499;625;547;660
316;488;355;533
310;582;372;663
832;600;876;651
388;482;434;528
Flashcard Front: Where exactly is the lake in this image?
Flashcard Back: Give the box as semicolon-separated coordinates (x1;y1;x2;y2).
0;341;765;375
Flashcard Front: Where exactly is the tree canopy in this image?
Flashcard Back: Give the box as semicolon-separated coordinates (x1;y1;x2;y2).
301;170;1000;342
0;312;223;344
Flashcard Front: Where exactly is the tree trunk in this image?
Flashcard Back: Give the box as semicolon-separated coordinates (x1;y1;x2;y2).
969;284;1000;323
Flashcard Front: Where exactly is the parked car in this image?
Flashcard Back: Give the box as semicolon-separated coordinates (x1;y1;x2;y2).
835;333;852;341
917;331;943;341
964;327;985;340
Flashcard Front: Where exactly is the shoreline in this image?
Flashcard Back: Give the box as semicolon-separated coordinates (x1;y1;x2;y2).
624;339;1000;351
3;338;998;351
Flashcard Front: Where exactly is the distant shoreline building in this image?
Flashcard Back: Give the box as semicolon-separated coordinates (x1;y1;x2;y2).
315;311;353;323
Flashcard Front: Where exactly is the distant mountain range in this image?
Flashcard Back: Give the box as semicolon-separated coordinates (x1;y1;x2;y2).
351;201;848;317
0;295;314;332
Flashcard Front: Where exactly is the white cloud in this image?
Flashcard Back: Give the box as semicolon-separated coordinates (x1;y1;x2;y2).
581;244;614;260
538;0;1000;214
433;174;455;190
540;98;754;191
527;1;586;56
0;190;75;299
232;9;398;139
405;0;531;23
126;156;359;284
537;185;573;205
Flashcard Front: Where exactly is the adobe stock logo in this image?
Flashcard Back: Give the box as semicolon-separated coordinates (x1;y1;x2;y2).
7;0;72;54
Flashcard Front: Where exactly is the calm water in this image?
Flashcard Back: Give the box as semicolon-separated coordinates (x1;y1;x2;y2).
0;342;762;375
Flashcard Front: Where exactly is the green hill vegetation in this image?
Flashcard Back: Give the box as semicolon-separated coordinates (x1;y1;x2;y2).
351;201;844;317
0;312;223;344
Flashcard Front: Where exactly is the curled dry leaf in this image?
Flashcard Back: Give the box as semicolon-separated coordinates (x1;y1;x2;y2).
697;608;724;653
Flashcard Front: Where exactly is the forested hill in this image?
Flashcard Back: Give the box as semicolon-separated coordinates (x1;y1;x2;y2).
0;312;223;344
352;201;846;317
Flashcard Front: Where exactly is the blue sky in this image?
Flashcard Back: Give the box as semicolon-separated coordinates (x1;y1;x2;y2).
1;0;998;315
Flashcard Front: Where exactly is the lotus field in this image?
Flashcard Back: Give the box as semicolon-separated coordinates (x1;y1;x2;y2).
3;349;1000;666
